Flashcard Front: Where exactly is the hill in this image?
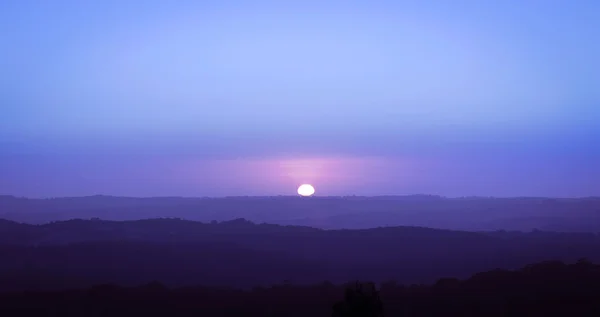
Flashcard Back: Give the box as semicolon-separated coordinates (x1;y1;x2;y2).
1;195;599;232
1;218;600;290
1;260;599;316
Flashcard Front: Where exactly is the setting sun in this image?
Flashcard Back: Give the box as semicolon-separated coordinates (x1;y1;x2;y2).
297;184;315;196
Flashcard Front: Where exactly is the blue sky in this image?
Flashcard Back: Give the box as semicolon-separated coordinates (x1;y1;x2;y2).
1;0;599;197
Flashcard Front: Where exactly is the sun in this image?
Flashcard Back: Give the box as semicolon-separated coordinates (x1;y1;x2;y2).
297;184;315;197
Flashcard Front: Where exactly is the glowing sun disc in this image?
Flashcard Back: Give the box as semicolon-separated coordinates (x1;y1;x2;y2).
297;184;315;196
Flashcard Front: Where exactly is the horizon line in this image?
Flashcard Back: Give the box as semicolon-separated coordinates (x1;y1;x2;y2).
2;194;599;200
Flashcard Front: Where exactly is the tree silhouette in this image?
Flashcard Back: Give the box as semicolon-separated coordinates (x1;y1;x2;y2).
332;281;384;317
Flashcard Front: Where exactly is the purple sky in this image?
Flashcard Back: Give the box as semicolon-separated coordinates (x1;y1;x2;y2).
1;0;599;197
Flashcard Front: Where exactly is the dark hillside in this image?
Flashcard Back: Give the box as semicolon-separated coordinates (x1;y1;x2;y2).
1;218;600;290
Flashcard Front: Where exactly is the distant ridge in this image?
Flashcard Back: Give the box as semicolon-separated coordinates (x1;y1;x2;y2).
2;194;599;200
1;195;599;232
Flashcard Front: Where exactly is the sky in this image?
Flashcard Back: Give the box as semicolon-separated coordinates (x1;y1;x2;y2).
1;0;599;197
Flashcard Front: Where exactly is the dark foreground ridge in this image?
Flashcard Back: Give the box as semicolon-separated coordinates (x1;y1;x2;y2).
1;260;599;316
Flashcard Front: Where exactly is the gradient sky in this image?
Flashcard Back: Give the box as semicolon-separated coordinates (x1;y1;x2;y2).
1;0;599;197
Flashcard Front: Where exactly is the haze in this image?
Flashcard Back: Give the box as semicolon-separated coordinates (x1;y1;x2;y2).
1;0;599;197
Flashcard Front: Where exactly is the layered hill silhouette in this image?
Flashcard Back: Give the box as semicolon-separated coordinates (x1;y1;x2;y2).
1;217;600;291
2;195;599;232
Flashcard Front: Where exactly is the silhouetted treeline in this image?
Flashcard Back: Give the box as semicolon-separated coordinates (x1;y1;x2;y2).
1;218;600;290
2;195;600;232
1;260;599;316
